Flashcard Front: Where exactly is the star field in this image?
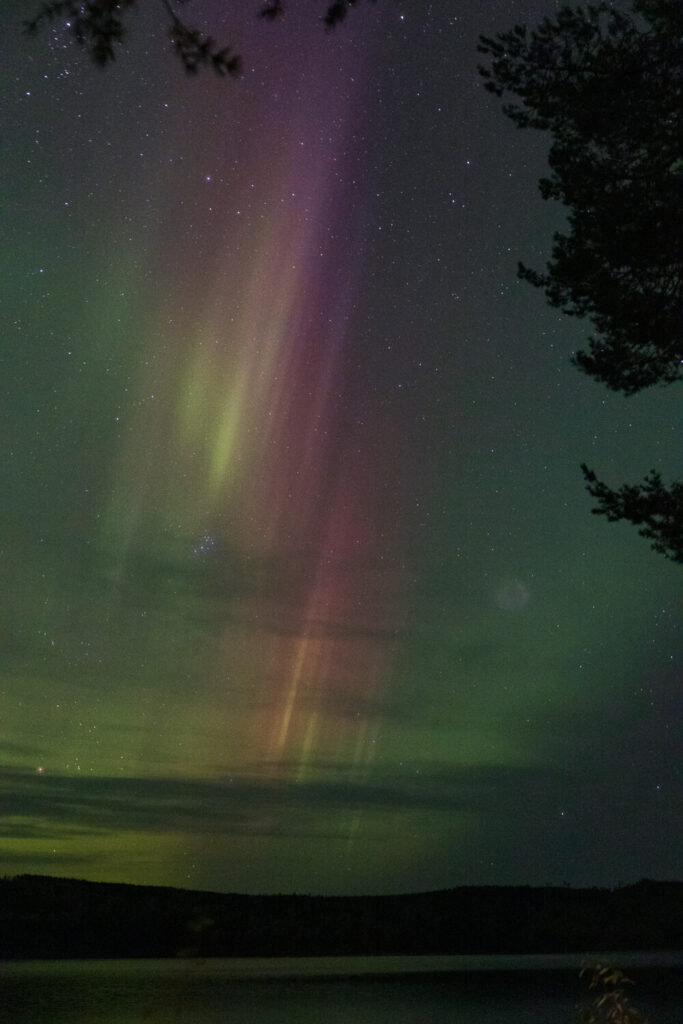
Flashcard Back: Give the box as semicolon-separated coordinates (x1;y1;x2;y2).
1;0;680;895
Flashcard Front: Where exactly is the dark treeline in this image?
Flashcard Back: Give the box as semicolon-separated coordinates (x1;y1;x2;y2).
0;876;681;959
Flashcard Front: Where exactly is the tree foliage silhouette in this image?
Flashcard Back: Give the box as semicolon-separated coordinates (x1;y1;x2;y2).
479;0;682;562
579;963;650;1024
24;0;371;75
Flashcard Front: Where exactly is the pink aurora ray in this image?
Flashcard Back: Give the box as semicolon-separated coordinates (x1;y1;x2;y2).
104;15;411;781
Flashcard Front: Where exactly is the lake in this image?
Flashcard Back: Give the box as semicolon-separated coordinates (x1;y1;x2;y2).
2;952;681;1023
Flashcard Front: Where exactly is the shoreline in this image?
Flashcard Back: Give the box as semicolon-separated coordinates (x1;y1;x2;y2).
3;950;682;976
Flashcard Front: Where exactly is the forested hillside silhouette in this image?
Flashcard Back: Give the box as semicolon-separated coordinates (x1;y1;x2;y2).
1;876;681;959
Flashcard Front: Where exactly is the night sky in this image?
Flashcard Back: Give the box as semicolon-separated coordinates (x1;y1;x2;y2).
2;0;680;897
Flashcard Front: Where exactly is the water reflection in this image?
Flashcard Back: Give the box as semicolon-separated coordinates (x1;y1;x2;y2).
2;954;681;1024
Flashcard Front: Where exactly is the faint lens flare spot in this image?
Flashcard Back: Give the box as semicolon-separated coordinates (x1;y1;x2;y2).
495;578;531;611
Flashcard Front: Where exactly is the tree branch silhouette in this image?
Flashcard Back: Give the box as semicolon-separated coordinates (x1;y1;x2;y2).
479;0;682;562
24;0;375;74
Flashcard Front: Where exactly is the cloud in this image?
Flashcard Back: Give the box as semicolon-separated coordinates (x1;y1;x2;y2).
0;850;101;867
111;535;404;645
0;740;45;759
0;762;570;841
0;820;92;839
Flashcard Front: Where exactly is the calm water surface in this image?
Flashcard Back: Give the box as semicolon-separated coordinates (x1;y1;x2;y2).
2;953;681;1023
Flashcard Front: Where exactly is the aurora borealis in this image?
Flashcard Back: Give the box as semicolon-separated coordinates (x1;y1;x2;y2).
2;0;680;896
